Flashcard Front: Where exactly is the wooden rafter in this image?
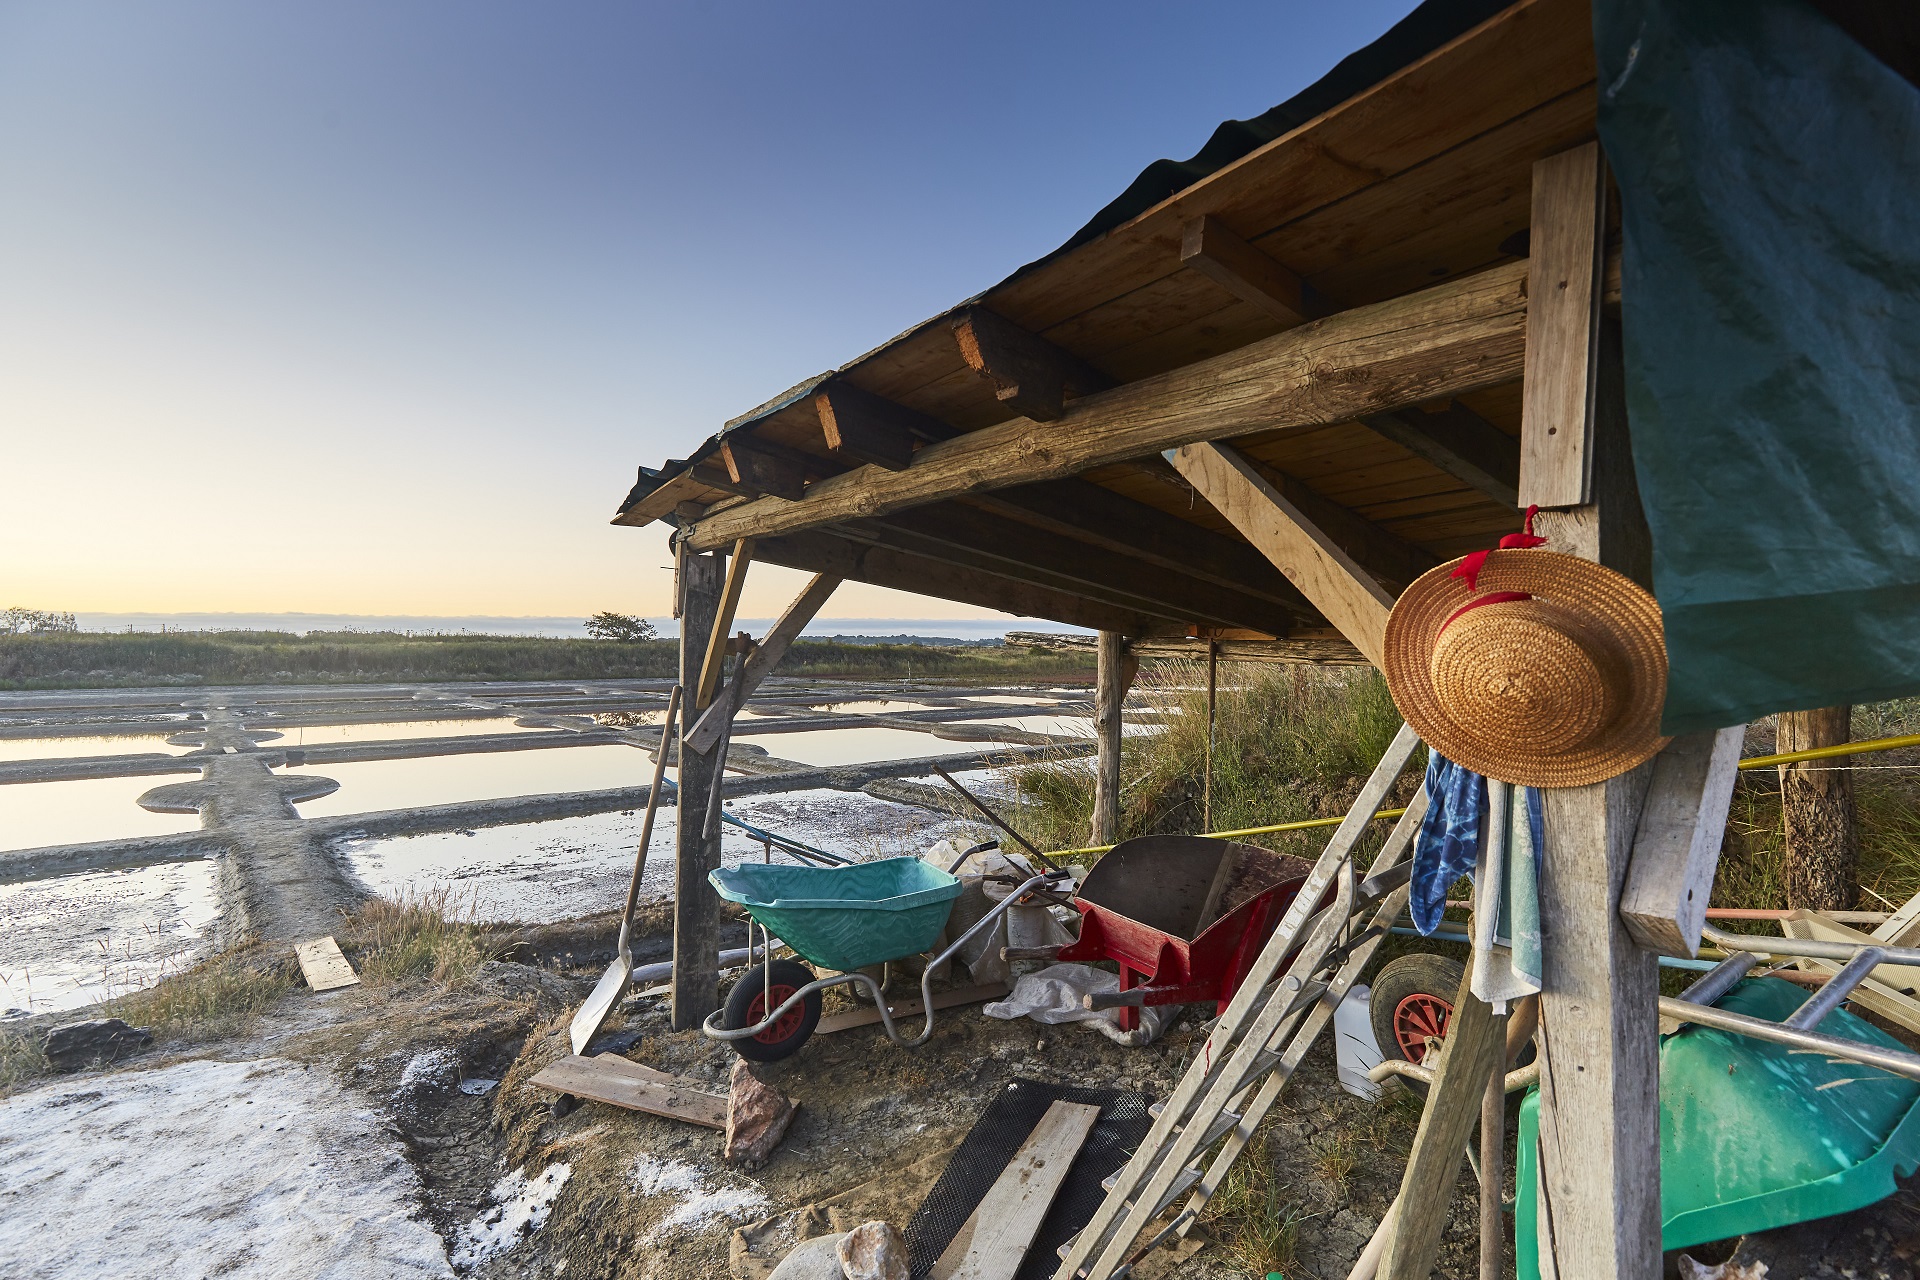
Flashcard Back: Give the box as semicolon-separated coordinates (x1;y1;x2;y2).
686;260;1531;553
719;437;807;501
813;379;954;470
1226;452;1438;592
951;307;1114;421
1180;214;1316;326
1362;402;1520;508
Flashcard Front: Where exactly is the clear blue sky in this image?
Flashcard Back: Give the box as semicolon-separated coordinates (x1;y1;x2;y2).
1;1;1417;621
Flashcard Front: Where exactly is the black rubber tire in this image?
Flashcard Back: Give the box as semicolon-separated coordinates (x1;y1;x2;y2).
721;958;821;1063
1369;953;1466;1098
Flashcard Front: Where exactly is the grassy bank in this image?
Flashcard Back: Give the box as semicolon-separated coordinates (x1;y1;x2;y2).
0;630;1091;689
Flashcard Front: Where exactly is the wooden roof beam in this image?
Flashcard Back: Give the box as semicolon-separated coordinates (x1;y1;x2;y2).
1362;402;1520;508
854;504;1306;635
752;529;1150;634
1228;454;1439;593
813;379;955;471
685;258;1534;553
951;307;1114;421
718;437;808;502
1180;214;1318;327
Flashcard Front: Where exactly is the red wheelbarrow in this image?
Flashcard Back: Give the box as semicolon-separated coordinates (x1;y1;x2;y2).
1034;835;1314;1032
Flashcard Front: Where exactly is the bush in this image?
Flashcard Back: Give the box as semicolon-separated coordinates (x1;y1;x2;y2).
584;612;658;643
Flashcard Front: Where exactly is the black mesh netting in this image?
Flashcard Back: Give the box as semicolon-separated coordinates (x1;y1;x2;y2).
903;1077;1154;1280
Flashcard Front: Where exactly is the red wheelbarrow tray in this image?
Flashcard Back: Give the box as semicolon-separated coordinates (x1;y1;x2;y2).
1056;835;1315;1032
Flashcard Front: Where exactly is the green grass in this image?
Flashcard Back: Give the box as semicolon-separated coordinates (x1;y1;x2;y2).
0;630;1091;689
997;661;1407;854
340;887;494;985
1202;1116;1309;1278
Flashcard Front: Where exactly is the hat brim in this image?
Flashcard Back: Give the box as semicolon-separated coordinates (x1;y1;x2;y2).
1384;550;1670;788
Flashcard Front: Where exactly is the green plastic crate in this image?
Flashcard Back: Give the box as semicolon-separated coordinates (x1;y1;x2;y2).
1515;977;1920;1276
708;856;963;973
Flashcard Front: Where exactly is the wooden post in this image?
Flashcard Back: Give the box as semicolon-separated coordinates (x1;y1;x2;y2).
1523;140;1663;1280
1778;706;1859;911
1204;639;1219;831
1091;632;1134;845
672;543;726;1030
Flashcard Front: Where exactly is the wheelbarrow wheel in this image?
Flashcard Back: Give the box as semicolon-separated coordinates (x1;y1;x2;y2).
721;959;821;1062
1369;953;1465;1098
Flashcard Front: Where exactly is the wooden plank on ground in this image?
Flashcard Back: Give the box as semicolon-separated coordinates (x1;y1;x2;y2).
1519;141;1606;508
295;936;360;991
530;1053;729;1128
936;1099;1102;1280
815;982;1012;1035
1621;726;1746;956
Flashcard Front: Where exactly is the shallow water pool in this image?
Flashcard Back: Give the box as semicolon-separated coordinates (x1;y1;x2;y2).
0;733;192;763
251;718;543;746
733;726;987;768
0;776;206;852
283;743;657;817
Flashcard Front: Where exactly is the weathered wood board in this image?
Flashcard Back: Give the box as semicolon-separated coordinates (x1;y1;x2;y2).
295;935;360;992
530;1053;729;1129
932;1099;1101;1280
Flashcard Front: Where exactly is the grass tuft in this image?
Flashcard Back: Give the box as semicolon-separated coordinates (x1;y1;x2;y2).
340;886;493;985
1202;1118;1308;1278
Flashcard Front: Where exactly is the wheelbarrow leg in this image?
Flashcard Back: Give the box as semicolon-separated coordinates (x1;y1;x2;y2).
1117;967;1138;1033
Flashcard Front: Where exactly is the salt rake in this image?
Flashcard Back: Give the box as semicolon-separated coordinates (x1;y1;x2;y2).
570;683;682;1054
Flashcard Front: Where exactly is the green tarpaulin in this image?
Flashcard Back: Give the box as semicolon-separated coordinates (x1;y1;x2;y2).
1596;0;1920;734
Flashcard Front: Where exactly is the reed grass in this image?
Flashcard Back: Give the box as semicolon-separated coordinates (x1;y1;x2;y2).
340;886;494;985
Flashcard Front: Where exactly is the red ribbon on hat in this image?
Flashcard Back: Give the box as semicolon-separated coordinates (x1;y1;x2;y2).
1437;506;1547;633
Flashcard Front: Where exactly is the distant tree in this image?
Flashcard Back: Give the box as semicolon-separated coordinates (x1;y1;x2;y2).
2;607;77;635
585;611;657;643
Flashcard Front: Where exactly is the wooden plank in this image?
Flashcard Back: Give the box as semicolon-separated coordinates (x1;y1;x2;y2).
941;1099;1102;1280
1091;633;1135;845
814;379;952;470
1621;726;1747;956
695;539;753;712
673;547;727;1031
753;530;1148;634
1005;629;1365;666
686;260;1531;553
1180;214;1315;326
1380;970;1507;1280
720;438;807;501
814;980;1011;1035
1519;142;1606;508
683;573;842;754
951;307;1113;422
1362;402;1520;507
530;1054;728;1129
1234;455;1438;593
1168;442;1395;666
1873;889;1920;947
294;935;359;992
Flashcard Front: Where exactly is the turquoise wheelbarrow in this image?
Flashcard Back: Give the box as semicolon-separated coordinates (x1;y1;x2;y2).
700;855;1068;1061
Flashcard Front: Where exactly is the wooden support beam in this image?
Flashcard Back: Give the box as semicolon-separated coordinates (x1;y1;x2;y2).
1363;402;1521;508
856;504;1306;635
683;573;841;755
813;379;953;471
1380;971;1508;1280
1180;214;1316;326
695;539;754;712
718;437;807;501
688;260;1533;552
1006;628;1366;666
951;307;1114;422
1091;632;1136;846
1231;453;1439;593
688;461;754;499
1621;726;1747;956
1520;141;1608;509
753;529;1149;635
672;546;726;1031
1167;442;1395;667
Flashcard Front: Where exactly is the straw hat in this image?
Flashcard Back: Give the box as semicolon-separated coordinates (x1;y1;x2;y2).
1384;549;1669;788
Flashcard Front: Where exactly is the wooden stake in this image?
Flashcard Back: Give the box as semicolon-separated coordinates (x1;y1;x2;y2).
672;545;727;1031
1204;639;1219;831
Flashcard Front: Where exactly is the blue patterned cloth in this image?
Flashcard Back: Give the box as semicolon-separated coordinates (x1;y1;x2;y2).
1409;752;1488;934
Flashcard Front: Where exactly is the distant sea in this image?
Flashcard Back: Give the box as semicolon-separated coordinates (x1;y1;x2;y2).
73;613;1090;644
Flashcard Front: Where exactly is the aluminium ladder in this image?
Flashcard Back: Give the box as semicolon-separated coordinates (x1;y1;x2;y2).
1054;723;1430;1280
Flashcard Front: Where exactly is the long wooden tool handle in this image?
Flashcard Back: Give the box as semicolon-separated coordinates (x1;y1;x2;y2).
930;763;1060;871
621;684;682;927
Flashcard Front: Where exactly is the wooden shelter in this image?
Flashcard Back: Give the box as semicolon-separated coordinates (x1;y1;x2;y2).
608;1;1892;1273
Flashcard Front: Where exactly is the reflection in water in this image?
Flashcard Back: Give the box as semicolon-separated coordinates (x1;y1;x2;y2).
959;695;1066;707
251;718;543;746
0;734;192;763
805;700;941;714
284;744;656;817
0;859;221;1015
966;714;1162;739
0;776;205;852
332;788;986;923
733;727;990;768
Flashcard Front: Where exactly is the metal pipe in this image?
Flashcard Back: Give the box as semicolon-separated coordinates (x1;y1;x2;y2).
1702;922;1920;967
1368;1057;1540;1095
1659;995;1920;1083
1786;946;1885;1030
1675;952;1759;1007
1479;1051;1504;1280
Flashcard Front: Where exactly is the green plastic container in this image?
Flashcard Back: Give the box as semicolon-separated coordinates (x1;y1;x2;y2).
708;857;963;973
1515;977;1920;1276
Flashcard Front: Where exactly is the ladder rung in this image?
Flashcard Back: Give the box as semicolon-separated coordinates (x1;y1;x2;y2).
1073;1165;1205;1267
1230;1048;1284;1096
1113;1108;1244;1194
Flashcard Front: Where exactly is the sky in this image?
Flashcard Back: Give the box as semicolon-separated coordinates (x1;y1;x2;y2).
1;1;1418;624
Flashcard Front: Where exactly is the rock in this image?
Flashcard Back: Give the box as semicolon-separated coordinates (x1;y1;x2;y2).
767;1232;847;1280
43;1019;151;1072
726;1059;796;1165
836;1221;908;1280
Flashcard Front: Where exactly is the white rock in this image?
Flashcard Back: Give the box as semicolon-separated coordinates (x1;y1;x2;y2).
768;1232;848;1280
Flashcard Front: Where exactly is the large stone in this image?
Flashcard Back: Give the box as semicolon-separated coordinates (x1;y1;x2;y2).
836;1221;908;1280
766;1233;846;1280
725;1059;796;1165
43;1019;152;1073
